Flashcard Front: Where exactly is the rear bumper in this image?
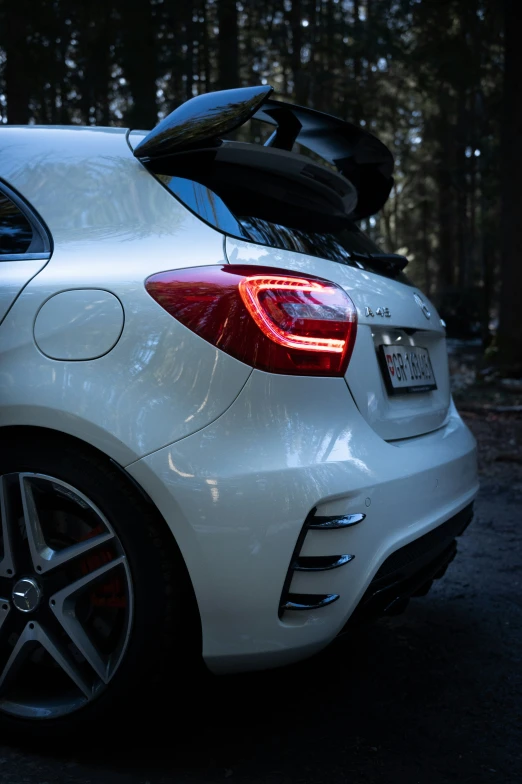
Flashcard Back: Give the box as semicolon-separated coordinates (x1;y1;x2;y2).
127;371;478;673
342;502;474;628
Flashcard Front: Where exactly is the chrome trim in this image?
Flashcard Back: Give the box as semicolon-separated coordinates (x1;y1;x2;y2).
309;513;366;530
0;253;50;262
282;593;340;611
293;554;354;571
413;292;431;320
278;507;364;616
12;577;42;613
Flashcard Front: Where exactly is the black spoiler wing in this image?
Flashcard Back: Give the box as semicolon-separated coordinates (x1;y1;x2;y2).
133;85;394;220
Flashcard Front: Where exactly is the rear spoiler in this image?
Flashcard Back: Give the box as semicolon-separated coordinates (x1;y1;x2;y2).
133;85;394;220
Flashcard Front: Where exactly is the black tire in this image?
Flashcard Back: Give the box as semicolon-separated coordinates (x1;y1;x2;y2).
0;429;201;740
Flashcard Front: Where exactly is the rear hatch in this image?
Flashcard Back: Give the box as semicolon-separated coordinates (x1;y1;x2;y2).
225;237;449;441
128;86;450;441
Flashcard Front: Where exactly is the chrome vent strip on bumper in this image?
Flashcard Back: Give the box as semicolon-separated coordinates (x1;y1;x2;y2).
279;507;363;616
308;513;366;530
282;593;340;611
293;554;355;571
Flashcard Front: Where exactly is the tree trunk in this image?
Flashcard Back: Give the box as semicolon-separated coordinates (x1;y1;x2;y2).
120;0;158;128
4;2;31;123
92;3;112;125
456;91;469;291
289;0;308;104
352;0;361;124
480;182;493;348
184;2;195;100
437;167;455;291
217;0;239;89
309;0;318;108
498;0;522;369
162;0;184;106
202;0;212;92
56;12;71;124
420;183;432;297
435;90;456;292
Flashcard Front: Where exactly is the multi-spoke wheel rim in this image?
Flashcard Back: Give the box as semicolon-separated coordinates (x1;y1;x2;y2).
0;473;133;719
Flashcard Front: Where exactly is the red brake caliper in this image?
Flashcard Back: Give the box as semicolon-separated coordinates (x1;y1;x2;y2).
79;525;126;608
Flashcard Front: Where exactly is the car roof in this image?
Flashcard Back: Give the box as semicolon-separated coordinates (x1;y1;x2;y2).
0;125;133;190
0;125;131;169
0;124;129;133
0;126;157;243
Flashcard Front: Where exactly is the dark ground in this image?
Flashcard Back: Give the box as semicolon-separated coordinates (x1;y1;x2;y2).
0;412;520;784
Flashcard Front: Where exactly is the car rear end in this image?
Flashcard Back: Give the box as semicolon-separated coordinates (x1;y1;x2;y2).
222;236;478;620
128;301;478;672
0;98;478;741
125;92;479;672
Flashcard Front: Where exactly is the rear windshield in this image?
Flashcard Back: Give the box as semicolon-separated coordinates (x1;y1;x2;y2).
240;216;383;264
151;157;410;283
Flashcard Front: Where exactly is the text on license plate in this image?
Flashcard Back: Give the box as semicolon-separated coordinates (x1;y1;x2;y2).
378;345;437;394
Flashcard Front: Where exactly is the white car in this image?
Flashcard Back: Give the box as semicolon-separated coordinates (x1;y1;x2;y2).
0;86;478;734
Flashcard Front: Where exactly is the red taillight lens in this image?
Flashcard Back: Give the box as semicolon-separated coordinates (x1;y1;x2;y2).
145;265;357;376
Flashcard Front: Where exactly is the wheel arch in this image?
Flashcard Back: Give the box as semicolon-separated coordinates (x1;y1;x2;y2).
0;424;203;654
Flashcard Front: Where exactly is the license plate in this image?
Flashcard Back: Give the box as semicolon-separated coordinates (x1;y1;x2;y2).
378;345;437;394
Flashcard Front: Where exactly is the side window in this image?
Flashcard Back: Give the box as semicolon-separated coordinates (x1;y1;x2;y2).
0;191;34;255
0;184;49;258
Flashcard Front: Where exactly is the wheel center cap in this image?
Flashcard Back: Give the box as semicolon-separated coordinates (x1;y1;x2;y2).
12;577;42;613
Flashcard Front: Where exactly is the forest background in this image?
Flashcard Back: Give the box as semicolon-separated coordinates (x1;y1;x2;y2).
1;0;521;368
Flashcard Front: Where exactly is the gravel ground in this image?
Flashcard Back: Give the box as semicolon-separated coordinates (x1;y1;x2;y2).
0;413;520;784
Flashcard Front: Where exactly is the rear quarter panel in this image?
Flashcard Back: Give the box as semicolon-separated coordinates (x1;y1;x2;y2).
0;128;251;463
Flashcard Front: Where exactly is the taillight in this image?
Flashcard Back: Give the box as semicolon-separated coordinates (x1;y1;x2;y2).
145;265;357;376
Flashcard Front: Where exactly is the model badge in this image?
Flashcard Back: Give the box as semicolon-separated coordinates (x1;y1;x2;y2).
365;306;391;318
413;293;431;320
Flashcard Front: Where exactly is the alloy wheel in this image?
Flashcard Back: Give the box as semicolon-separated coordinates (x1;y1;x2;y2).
0;473;133;719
